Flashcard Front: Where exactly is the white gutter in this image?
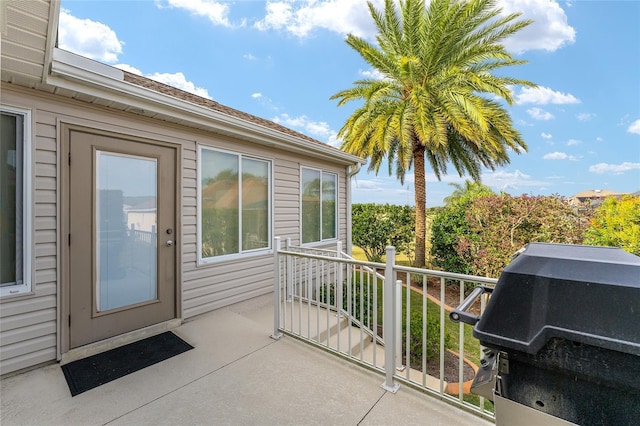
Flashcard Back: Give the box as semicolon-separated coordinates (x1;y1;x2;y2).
48;48;366;167
42;0;61;83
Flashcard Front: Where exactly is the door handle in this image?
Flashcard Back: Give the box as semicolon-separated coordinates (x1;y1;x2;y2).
166;240;174;247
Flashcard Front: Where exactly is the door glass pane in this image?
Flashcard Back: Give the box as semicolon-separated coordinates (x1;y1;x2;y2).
96;151;157;311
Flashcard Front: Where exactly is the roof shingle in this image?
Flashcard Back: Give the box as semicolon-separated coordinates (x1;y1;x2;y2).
123;71;338;152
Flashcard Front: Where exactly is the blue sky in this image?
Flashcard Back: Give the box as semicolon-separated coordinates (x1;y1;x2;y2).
59;0;640;207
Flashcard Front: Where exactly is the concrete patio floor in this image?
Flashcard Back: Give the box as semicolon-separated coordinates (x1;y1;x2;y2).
1;294;493;425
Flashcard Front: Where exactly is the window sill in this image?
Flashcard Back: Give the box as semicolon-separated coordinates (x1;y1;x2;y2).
300;239;339;248
198;248;273;266
0;284;34;300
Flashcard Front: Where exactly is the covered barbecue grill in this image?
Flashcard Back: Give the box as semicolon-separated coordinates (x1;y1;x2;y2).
451;242;640;425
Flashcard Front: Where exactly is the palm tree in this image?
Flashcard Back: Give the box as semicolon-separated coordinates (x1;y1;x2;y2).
332;0;536;267
443;180;494;205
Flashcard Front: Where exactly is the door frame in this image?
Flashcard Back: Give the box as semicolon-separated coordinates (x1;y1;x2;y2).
60;122;182;357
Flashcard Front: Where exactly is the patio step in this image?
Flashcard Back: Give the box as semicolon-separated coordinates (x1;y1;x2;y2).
324;318;376;359
282;301;387;369
317;314;349;345
347;331;374;359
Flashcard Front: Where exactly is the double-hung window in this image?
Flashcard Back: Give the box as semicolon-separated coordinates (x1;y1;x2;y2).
198;147;271;263
301;167;337;244
1;107;31;297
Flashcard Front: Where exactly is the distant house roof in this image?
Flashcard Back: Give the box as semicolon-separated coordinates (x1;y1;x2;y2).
569;189;634;210
571;189;621;199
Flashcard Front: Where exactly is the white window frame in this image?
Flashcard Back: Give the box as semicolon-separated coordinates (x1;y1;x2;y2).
0;105;33;297
300;166;338;245
197;146;273;264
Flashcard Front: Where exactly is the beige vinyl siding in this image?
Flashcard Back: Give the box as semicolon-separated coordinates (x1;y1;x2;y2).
0;84;351;374
0;98;58;375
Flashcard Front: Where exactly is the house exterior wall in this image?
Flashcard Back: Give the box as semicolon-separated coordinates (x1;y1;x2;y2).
0;83;350;375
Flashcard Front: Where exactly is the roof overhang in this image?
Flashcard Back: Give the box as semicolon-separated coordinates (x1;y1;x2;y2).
46;48;364;167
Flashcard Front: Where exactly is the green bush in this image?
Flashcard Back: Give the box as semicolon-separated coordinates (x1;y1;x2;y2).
318;281;376;329
458;194;590;277
404;311;452;366
584;195;640;256
352;203;414;262
430;182;494;274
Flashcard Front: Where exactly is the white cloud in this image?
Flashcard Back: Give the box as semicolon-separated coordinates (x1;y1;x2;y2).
253;0;574;53
577;112;595;121
58;9;123;64
272;113;340;146
527;108;554;121
596;137;603;142
403;172;466;185
243;53;257;60
149;75;211;99
618;114;631;127
59;9;211;99
114;64;143;75
359;68;387;80
149;72;212;98
254;0;381;38
251;92;262;99
499;0;575;53
516;86;580;105
543;151;577;161
589;162;640;175
628;119;640;135
155;0;236;27
352;177;413;198
353;179;382;190
482;169;547;191
566;139;581;146
541;132;553;140
326;134;342;148
115;64;212;99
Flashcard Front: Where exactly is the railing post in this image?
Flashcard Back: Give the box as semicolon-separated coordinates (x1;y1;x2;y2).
336;240;342;258
381;246;399;393
271;237;283;340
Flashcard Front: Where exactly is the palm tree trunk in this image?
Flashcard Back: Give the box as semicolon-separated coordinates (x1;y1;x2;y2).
413;142;426;267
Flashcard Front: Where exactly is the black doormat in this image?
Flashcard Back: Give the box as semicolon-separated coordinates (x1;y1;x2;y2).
61;331;193;396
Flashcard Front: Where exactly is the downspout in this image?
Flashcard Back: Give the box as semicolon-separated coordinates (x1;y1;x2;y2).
346;162;362;256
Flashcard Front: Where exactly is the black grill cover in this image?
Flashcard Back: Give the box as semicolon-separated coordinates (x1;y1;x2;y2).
474;242;640;356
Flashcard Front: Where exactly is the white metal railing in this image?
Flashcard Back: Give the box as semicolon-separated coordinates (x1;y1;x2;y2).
272;237;498;420
128;228;156;244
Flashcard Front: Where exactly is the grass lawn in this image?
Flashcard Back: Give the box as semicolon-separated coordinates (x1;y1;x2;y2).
350;246;412;266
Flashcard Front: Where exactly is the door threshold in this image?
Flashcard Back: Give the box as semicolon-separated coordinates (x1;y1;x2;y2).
61;318;182;365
